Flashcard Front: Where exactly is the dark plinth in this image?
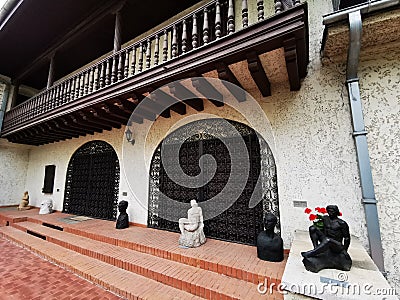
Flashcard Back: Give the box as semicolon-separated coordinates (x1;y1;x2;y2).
302;249;352;273
257;231;284;262
116;213;129;229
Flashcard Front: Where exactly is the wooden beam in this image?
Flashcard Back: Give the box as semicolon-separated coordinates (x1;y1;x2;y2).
168;82;204;111
59;117;95;135
247;51;271;97
76;112;112;131
44;122;79;139
216;62;246;102
15;0;124;81
152;90;186;115
87;108;122;128
191;76;224;107
112;99;145;123
283;38;300;91
51;120;88;136
69;115;103;133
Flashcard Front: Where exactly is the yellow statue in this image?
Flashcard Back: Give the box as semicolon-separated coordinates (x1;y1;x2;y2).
18;191;31;210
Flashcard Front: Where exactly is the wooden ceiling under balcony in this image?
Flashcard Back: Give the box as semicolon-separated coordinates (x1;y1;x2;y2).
2;1;309;146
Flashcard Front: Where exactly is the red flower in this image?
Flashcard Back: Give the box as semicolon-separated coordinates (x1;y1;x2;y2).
339;212;342;216
320;207;327;214
304;208;312;214
309;214;317;221
315;207;321;213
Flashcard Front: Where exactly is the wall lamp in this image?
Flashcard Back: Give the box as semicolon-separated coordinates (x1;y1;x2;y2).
125;128;135;145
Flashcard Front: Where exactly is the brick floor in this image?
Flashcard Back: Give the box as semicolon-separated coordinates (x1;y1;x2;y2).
0;237;121;300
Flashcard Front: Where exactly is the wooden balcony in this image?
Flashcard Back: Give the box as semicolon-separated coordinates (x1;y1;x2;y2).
2;0;309;146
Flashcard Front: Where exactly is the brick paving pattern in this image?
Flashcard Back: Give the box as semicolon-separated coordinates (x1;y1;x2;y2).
0;237;121;300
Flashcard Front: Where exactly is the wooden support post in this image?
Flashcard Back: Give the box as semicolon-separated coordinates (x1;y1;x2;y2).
113;10;122;53
283;37;300;91
47;55;55;89
247;52;271;97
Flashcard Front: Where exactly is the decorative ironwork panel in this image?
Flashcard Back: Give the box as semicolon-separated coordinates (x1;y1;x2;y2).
63;140;120;220
148;119;280;245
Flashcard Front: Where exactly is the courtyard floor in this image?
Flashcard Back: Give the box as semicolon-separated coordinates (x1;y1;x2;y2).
0;236;121;300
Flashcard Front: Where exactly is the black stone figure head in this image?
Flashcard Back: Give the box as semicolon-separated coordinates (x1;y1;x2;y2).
118;200;128;213
264;213;277;232
326;205;340;218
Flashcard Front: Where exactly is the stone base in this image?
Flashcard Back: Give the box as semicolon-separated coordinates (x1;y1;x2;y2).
18;206;31;210
179;228;206;248
302;249;352;273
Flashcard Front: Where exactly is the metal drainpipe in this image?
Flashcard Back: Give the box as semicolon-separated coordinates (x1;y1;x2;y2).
0;80;10;135
346;10;385;272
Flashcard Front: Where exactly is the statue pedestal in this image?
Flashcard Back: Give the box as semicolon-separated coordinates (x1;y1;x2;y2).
281;231;397;299
179;227;206;248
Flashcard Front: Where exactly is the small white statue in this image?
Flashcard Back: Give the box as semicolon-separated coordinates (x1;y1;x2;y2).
178;199;206;248
39;198;53;215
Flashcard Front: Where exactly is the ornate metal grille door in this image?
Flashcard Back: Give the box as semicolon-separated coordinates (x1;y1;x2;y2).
63;141;120;220
148;119;280;245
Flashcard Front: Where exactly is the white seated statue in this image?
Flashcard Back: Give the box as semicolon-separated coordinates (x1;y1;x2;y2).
178;200;206;248
39;198;53;215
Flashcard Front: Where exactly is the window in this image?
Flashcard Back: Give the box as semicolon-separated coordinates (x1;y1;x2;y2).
42;165;56;194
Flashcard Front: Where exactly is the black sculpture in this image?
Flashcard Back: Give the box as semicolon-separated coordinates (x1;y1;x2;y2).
301;205;352;273
116;200;129;229
257;213;284;262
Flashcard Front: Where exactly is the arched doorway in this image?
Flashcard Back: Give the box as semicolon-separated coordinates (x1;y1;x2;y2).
148;119;279;245
63;140;120;220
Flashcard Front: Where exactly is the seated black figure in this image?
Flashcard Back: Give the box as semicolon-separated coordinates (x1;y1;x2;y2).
116;200;129;229
301;205;352;272
257;213;284;262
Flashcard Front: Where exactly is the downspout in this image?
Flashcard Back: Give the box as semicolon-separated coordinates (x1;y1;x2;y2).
346;10;385;272
0;80;10;135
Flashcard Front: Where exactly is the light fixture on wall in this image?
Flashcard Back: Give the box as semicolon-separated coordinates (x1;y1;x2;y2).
125;128;135;145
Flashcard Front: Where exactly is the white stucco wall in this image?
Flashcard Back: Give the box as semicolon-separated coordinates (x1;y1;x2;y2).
0;141;30;205
8;0;399;290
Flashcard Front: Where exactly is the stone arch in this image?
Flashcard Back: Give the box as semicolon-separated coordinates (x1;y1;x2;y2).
63;140;120;220
148;118;280;245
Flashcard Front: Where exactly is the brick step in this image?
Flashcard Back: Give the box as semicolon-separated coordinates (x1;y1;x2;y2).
24;214;285;287
0;226;202;300
10;221;281;300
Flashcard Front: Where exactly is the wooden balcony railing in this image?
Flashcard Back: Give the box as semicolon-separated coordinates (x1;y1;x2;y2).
2;0;301;134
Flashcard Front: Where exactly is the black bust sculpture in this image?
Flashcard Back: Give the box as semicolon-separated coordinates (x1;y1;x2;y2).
257;213;284;262
116;200;129;229
301;205;352;272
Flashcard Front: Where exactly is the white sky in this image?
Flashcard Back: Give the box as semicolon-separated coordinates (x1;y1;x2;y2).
0;0;8;9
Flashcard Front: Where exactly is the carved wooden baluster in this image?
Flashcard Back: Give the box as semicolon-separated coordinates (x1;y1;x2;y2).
75;76;80;99
171;25;178;57
257;0;264;20
90;67;95;92
228;0;235;34
275;0;283;13
162;30;168;62
146;38;151;69
124;49;129;78
215;0;222;38
62;82;67;104
192;14;198;48
97;64;103;89
131;46;137;75
138;42;143;72
84;70;90;94
66;80;71;102
242;0;248;28
154;34;159;66
105;59;111;85
64;81;69;103
182;20;188;53
56;85;61;106
111;55;117;83
203;8;209;44
117;51;123;80
80;73;85;96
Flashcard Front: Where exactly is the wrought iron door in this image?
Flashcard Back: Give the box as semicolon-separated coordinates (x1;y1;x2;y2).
148;119;279;245
63;141;120;220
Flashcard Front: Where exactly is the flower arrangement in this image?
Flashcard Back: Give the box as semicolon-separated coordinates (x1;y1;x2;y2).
304;206;342;230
